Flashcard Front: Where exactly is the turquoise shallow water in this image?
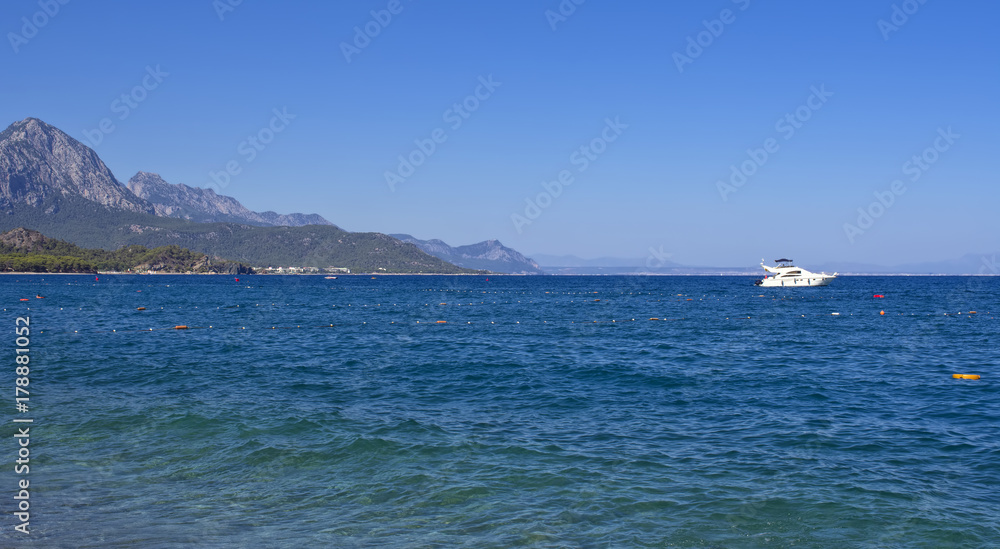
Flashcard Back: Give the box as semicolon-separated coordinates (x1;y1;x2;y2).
2;274;998;547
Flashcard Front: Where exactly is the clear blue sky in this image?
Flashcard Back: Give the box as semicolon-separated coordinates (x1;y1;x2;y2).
1;0;997;266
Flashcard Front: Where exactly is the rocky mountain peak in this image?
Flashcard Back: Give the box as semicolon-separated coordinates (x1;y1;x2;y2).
0;117;152;213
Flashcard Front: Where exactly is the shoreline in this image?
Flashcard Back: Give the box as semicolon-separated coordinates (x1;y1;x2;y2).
2;272;997;277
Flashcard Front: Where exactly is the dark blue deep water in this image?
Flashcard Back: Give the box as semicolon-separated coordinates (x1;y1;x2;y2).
2;274;998;547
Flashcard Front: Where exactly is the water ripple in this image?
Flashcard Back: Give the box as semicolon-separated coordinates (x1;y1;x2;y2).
3;275;998;547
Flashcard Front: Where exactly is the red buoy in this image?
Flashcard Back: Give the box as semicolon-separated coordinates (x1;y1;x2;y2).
873;294;884;298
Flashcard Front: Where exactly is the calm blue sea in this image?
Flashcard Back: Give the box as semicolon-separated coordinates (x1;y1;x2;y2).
2;274;998;548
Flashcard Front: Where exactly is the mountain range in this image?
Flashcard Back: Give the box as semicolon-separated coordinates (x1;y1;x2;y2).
0;117;476;273
126;171;333;227
3;117;993;276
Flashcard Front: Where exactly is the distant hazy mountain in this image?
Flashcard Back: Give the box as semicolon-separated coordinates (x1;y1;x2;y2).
127;171;333;227
896;254;999;275
535;254;1000;275
529;253;713;274
529;254;648;268
391;234;543;274
812;254;1000;275
0;117;153;213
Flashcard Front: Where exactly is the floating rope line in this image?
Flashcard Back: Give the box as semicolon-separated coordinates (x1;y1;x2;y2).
29;308;999;335
41;323;344;335
17;292;996;336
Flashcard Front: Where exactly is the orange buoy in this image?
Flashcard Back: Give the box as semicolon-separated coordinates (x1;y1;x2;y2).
137;307;146;311
952;374;980;380
436;320;447;324
174;325;188;330
880;310;885;315
35;295;44;299
19;298;29;301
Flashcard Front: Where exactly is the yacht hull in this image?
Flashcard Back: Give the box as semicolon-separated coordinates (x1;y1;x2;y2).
756;276;833;287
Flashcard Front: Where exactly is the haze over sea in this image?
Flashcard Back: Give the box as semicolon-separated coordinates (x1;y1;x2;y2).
3;274;998;547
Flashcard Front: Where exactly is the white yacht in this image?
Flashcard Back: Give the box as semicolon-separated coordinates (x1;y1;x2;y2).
754;258;836;287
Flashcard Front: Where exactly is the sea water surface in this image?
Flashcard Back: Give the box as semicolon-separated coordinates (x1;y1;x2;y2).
1;274;998;547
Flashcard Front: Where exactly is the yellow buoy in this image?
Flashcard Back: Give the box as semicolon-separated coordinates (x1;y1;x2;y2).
952;374;980;380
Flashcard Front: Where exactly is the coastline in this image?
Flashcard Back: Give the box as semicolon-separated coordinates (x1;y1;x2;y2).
2;271;997;277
